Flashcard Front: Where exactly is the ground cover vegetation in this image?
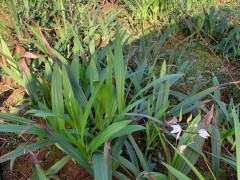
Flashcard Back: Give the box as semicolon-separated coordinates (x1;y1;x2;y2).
0;0;239;179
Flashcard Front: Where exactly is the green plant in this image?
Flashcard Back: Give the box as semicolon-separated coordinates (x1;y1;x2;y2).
0;22;183;178
1;1;239;179
182;5;240;64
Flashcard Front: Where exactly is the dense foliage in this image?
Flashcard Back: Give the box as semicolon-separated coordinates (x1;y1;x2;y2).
0;0;239;179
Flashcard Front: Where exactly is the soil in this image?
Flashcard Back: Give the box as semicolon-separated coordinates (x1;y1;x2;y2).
1;143;92;180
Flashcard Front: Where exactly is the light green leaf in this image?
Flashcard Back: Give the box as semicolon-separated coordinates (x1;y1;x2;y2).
162;161;191;180
232;107;240;179
51;64;65;129
114;23;125;113
45;155;71;177
88;120;131;154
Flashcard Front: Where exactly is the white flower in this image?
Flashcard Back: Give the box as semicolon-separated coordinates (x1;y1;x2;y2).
194;124;198;128
198;129;210;139
170;124;182;134
178;145;187;153
170;124;182;140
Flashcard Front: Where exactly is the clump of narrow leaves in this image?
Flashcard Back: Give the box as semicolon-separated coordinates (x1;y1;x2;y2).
0;0;240;179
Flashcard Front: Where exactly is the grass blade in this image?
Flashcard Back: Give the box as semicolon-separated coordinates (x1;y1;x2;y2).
232;107;240;179
92;153;109;180
117;156;139;177
0;139;54;163
45;155;71;177
0;112;32;125
114;23;125;113
51;64;65;129
211;118;221;178
88;120;131;154
170;86;219;115
161;161;191;180
128;134;149;171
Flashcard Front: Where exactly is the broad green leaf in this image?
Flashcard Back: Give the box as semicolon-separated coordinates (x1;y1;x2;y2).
65;66;88;111
117;156;139;177
128;135;149;171
130;74;184;104
221;128;235;139
232;107;240;180
62;66;83;130
113;171;131;180
32;164;48;180
114;23;125;113
51;64;65;129
0;124;47;136
170;86;219;115
0;35;18;68
211;95;231;125
88;120;131;154
213;75;221;100
155;60;170;113
70;59;80;84
124;140;140;173
87;54;99;91
92;153;109;180
19;58;38;103
207;153;236;170
111;136;127;159
23;0;29;19
0;139;54;163
80;73;107;142
45;155;71;177
95;83;112;126
211;121;221;178
110;125;145;140
0;112;32;125
161;161;191;180
26;109;57;118
125;113;164;125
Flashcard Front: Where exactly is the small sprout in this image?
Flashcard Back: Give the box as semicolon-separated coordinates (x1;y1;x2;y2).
198;129;210;139
178;145;187;153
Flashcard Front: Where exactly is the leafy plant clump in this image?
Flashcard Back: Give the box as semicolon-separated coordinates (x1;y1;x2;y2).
181;4;240;66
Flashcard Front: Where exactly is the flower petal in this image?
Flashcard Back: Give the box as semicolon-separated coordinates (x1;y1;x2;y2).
198;129;210;139
179;145;187;153
170;124;182;134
